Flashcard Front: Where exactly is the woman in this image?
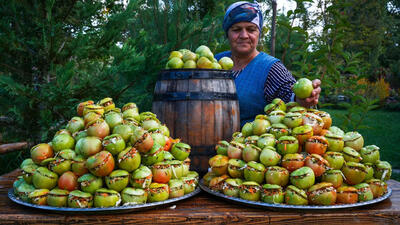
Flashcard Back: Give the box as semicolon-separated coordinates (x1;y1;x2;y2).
215;1;321;126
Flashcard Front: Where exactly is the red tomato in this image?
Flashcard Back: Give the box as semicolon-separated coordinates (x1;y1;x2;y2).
163;137;173;151
152;168;171;184
58;171;78;191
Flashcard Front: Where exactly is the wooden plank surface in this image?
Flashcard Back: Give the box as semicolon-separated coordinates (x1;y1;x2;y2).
1;169;400;224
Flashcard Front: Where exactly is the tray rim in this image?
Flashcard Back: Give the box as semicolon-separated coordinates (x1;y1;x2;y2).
199;179;392;210
8;187;201;214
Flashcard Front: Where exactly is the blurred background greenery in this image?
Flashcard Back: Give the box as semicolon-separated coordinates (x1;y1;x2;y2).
0;0;399;176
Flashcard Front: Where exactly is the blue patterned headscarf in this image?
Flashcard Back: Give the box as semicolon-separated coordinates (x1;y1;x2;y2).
223;1;263;34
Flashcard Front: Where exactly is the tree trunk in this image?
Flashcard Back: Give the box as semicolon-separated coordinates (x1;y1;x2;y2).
270;0;277;56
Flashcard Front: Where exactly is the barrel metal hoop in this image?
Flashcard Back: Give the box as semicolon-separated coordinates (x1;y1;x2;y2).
159;69;234;80
153;92;238;101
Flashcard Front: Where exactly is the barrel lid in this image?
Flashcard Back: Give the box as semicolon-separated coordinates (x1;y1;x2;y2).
153;92;238;101
159;69;233;80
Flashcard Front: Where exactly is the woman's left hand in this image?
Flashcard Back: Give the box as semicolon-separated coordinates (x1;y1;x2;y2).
295;79;321;108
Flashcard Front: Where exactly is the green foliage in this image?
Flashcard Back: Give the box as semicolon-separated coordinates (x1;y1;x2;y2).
0;0;232;141
336;96;379;131
263;0;382;131
341;0;388;78
382;0;400;88
0;0;142;144
0;0;235;174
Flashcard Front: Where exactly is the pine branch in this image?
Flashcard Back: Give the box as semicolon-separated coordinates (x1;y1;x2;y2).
0;116;13;125
0;63;29;76
152;0;160;36
163;0;169;44
175;26;201;49
61;0;78;22
114;79;138;101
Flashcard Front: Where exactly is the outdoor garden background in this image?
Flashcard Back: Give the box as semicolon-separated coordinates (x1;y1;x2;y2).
1;0;399;179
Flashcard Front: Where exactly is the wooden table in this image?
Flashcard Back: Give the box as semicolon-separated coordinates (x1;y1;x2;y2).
1;169;399;224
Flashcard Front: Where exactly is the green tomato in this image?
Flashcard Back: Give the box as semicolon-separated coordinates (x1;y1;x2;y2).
293;78;313;99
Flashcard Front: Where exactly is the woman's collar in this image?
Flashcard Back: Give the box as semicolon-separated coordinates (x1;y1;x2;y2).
231;50;260;70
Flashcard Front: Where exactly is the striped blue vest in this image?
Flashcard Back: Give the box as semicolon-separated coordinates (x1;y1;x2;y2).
215;51;279;127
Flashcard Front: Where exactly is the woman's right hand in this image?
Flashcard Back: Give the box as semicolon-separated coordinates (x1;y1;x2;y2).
295;79;321;108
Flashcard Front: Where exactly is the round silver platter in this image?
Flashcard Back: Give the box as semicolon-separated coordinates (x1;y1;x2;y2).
8;187;201;214
199;179;392;210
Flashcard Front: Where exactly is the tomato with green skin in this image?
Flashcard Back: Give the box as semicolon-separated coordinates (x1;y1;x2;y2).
121;187;148;205
78;173;103;194
242;144;262;163
219;57;234;70
30;143;54;165
281;153;304;172
290;167;315;189
265;166;289;186
75;136;102;158
32;167;58;189
71;155;89;176
261;184;284;204
171;142;191;161
117;147;141;172
28;189;49;205
243;161;265;184
93;188;121;207
77;100;94;116
167;57;184;69
239;181;261;201
148;183;169;202
259;148;281;167
209;155;229;175
67;190;93;208
105;170;129;192
47;188;69;207
307;182;337;205
86;119;110;140
293;78;313;99
85;151;115;177
341;162;367;185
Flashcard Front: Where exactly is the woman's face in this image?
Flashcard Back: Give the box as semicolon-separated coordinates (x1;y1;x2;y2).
227;22;259;56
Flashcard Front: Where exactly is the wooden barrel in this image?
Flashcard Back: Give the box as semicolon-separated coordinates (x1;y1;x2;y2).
152;69;240;175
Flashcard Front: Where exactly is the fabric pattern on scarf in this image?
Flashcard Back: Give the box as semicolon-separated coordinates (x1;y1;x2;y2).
223;1;263;34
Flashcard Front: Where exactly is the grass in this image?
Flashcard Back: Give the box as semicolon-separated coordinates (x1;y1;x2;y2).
323;109;400;170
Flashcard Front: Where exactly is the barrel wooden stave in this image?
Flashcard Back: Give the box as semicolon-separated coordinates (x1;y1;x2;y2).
152;70;240;174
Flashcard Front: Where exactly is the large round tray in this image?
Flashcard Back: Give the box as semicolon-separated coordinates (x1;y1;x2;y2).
8;187;201;214
199;179;392;210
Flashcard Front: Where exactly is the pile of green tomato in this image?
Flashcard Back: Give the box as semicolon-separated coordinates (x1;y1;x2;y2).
13;98;198;208
203;98;391;206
